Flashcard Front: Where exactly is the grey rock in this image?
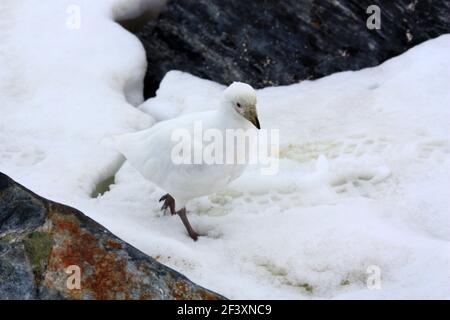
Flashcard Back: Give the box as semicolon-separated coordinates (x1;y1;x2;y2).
135;0;450;97
0;172;225;300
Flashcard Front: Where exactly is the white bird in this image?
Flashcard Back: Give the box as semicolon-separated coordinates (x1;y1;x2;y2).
113;82;260;240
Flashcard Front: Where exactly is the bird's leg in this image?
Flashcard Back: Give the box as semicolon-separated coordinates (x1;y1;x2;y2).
177;207;199;241
159;193;176;215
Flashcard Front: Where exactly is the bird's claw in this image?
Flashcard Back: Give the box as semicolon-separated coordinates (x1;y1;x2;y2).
189;231;199;241
159;194;176;215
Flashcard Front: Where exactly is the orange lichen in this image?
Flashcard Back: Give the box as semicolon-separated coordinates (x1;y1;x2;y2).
45;207;138;300
106;239;122;250
41;204;222;300
169;280;190;300
196;288;223;300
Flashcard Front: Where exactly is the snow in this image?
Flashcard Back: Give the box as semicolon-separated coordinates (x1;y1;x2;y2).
1;1;449;299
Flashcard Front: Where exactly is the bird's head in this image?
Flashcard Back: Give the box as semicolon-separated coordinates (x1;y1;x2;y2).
222;82;260;129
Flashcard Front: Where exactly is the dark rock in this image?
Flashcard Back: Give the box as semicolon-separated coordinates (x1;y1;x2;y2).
0;172;225;300
135;0;450;97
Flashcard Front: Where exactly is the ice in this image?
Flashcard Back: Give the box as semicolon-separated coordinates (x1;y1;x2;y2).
0;0;449;299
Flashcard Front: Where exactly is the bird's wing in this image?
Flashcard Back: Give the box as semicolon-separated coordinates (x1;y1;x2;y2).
112;111;217;182
113;110;249;200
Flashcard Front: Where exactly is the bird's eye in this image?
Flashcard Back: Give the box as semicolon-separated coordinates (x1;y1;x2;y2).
236;103;242;108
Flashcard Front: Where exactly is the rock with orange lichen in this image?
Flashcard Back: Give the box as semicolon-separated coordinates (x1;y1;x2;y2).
0;172;225;300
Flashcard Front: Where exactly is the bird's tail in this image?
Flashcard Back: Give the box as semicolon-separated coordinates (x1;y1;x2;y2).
106;129;156;177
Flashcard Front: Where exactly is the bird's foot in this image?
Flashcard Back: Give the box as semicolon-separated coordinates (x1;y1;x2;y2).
159;193;176;215
177;207;199;241
187;230;199;242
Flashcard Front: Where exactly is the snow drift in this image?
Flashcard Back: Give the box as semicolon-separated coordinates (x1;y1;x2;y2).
0;0;449;299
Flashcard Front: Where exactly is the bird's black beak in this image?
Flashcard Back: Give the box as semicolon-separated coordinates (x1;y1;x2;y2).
253;115;261;129
245;106;260;129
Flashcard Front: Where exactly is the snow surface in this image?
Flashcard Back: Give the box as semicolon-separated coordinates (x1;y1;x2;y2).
1;0;449;299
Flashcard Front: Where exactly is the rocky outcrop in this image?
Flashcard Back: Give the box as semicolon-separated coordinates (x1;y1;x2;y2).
135;0;450;97
0;172;224;300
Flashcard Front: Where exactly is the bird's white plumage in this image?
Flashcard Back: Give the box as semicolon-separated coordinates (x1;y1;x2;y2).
113;82;258;210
